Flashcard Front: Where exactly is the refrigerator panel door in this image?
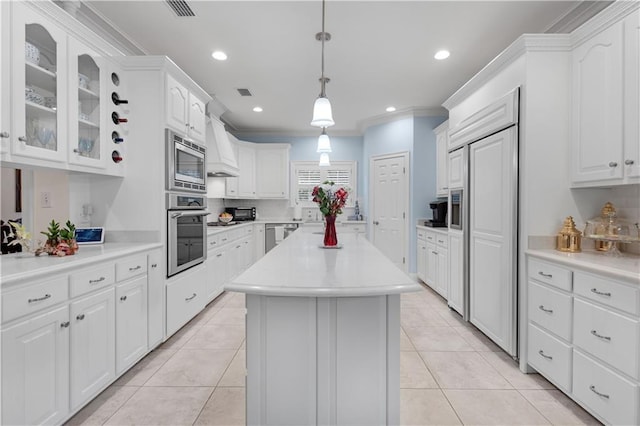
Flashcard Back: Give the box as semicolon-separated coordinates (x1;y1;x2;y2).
468;126;518;356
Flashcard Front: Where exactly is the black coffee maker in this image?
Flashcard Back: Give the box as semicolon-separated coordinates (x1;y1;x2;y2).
425;201;447;227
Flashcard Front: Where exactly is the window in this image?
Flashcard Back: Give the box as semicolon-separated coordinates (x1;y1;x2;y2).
291;161;357;207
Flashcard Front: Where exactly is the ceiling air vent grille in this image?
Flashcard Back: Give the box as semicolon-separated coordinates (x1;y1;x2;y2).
237;88;252;97
166;0;195;17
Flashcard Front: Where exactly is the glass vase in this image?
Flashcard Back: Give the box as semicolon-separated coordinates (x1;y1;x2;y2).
324;215;338;246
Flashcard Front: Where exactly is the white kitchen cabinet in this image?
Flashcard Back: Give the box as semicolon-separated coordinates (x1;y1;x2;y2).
1;305;70;426
448;148;464;189
166;265;206;337
416;238;427;283
1;1;9;155
147;249;164;348
417;227;449;298
226;141;256;198
115;276;148;375
69;287;115;410
256;144;290;198
435;120;449;197
10;2;68;163
254;223;266;261
426;241;438;290
68;36;105;169
571;8;640;186
206;247;228;302
436;245;448;299
447;231;463;315
166;73;206;143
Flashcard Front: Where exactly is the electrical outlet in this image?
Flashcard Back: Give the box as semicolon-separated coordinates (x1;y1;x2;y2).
40;191;52;208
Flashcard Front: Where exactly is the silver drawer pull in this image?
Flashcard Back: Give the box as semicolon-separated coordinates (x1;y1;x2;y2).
438;240;444;243
538;350;553;360
120;295;127;301
129;265;142;272
589;385;610;399
28;294;51;303
185;293;197;301
538;305;553;314
590;288;611;297
76;314;85;320
538;271;552;278
625;159;635;166
216;254;223;258
89;277;106;284
60;321;70;328
432;251;438;255
151;263;158;268
591;330;611;341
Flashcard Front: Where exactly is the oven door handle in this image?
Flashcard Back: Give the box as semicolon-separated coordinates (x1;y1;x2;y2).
170;210;210;219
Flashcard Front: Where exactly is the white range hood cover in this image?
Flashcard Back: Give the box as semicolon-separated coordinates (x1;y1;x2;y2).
206;116;239;177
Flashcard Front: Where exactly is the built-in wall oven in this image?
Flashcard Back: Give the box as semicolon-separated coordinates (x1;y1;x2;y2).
167;193;209;277
166;128;207;193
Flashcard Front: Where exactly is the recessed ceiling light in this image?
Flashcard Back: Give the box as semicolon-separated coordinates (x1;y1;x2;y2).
253;106;263;112
434;50;450;60
211;51;228;61
386;106;396;112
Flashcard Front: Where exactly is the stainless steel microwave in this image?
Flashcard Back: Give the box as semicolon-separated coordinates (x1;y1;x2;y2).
224;207;256;221
166;129;206;194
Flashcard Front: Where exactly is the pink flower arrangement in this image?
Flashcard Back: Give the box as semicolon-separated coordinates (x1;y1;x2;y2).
311;181;349;217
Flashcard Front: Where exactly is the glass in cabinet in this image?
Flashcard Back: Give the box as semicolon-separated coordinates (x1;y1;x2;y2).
68;37;104;167
11;3;67;162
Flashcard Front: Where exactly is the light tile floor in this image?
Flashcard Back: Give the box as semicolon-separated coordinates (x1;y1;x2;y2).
67;284;600;425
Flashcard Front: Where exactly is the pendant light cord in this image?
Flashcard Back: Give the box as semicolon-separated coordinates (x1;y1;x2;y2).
320;0;326;97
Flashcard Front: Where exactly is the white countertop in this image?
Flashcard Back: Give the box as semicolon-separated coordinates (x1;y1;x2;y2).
416;225;449;234
227;230;421;297
526;249;640;283
0;242;163;287
207;219;366;235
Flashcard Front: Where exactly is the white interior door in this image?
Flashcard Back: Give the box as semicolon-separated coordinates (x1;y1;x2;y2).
469;127;517;356
370;153;408;271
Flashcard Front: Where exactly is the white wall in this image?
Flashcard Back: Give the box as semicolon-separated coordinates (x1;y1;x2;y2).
31;169;69;238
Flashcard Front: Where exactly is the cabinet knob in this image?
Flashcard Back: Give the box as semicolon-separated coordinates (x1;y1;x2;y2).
60;321;70;328
18;136;27;142
373;221;379;225
151;263;158;268
625;159;635;166
608;161;618;168
0;131;9;138
120;295;127;301
76;314;85;321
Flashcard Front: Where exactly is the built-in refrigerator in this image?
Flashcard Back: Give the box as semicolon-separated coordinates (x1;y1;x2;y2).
448;89;519;357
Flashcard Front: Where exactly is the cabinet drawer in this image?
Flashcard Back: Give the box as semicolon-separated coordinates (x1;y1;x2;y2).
573;350;639;426
116;254;147;281
527;323;572;392
70;263;116;297
166;268;205;336
574;271;639;315
528;281;572;341
218;232;231;246
527;258;572;291
574;298;639;379
424;231;436;243
2;277;69;323
207;234;220;251
435;234;448;248
417;228;426;241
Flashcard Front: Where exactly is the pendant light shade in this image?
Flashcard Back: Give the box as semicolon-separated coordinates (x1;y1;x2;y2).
319;153;331;167
311;96;335;128
316;129;332;153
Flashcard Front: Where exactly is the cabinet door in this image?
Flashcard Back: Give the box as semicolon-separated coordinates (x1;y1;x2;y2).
416;240;427;283
255;224;266;261
188;92;206;143
116;276;148;375
69;287;115;410
1;305;69;426
11;3;68;163
624;10;640;179
436;131;449;197
68;36;105;168
448;149;464;189
447;232;463;315
206;248;227;302
237;144;256;198
147;249;164;348
425;241;438;289
0;2;9;155
226;142;240;197
256;146;289;198
166;73;188;134
572;22;624;183
436;247;448;298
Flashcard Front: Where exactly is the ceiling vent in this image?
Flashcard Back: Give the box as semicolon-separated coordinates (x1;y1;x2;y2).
237;88;253;97
166;0;195;17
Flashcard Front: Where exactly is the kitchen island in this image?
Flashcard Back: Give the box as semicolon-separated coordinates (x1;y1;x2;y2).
227;229;421;426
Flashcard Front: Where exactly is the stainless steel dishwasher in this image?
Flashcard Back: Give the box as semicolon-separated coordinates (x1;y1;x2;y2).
265;223;299;253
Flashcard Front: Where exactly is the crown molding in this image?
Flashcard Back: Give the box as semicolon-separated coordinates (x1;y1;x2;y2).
442;34;571;110
232;128;363;139
358;107;448;133
570;1;639;47
544;1;614;34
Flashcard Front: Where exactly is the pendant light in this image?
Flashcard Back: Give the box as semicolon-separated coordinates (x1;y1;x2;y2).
317;128;332;153
319;153;331;167
310;0;335;128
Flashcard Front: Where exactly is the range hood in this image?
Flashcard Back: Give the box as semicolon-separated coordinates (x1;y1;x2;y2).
206;115;239;177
